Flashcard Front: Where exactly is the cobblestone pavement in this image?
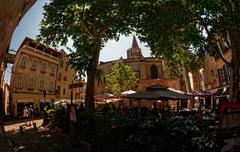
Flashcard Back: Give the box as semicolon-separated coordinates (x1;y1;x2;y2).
4;119;83;152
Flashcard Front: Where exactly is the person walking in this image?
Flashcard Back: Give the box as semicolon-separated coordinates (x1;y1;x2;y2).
28;105;34;125
23;106;29;126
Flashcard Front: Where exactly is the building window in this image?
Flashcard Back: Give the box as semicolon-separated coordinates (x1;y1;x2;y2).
217;69;222;85
63;76;67;81
58;73;62;81
151;64;158;79
223;64;230;84
217;64;231;86
49;81;54;91
28;76;34;89
39;79;44;90
41;63;47;73
65;64;69;71
51;65;56;75
63;88;66;95
31;58;38;70
16;75;23;88
60;60;64;67
57;86;60;95
19;54;28;67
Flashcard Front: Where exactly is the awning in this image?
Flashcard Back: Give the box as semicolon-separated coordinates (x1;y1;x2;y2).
209;86;229;98
94;93;115;99
40;99;50;102
189;90;212;97
124;85;193;100
17;99;34;103
213;88;223;96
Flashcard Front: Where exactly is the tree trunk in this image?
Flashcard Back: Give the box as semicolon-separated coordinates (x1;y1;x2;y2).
229;30;240;102
85;40;101;113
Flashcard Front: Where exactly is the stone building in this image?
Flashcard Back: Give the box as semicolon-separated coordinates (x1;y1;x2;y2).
0;0;36;117
10;37;85;116
186;39;232;110
56;49;86;102
202;47;231;100
95;36;184;109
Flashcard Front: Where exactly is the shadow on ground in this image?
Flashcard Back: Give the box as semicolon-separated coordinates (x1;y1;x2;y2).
6;126;82;152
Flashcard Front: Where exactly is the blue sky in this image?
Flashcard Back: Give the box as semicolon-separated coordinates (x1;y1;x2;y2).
5;0;151;81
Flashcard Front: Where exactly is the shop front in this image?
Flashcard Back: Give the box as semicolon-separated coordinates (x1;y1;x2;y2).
17;99;34;116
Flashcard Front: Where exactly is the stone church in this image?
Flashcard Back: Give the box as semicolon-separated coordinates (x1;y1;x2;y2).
94;36;183;95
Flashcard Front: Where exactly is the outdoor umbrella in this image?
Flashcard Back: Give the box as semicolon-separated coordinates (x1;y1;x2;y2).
121;90;136;95
94;93;115;99
124;90;193;100
190;90;212;97
123;85;193;100
117;90;137;98
94;93;118;104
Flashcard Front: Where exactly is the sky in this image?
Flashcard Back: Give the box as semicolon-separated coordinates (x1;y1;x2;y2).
5;0;151;81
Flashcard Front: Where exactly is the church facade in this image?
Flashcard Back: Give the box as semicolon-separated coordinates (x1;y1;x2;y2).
94;36;183;95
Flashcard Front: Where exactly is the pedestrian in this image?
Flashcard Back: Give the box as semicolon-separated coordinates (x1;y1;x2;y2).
28;105;34;125
23;106;29;126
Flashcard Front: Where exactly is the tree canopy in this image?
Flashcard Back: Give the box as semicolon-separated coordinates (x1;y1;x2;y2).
133;0;240;101
37;0;136;112
106;58;137;94
38;0;240;108
130;0;204;92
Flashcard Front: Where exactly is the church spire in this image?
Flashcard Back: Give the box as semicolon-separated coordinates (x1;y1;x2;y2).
127;35;143;59
132;35;139;49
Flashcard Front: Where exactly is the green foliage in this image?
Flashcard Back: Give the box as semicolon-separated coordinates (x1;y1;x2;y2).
130;0;238;75
37;0;135;78
37;0;139;111
105;58;137;94
67;110;220;152
133;0;204;76
130;0;240;100
38;0;240;102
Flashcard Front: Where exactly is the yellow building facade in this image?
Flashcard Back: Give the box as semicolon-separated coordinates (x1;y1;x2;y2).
194;45;232;109
56;49;86;102
10;37;85;116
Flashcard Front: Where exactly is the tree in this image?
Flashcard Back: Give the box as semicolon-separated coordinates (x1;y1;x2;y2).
184;0;240;102
105;58;137;94
133;0;203;93
133;0;240;101
37;0;135;112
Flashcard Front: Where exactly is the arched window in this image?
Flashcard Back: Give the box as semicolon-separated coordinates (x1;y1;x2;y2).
151;64;158;79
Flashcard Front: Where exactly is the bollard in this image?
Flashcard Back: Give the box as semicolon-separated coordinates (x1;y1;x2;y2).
33;122;37;130
19;125;23;134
